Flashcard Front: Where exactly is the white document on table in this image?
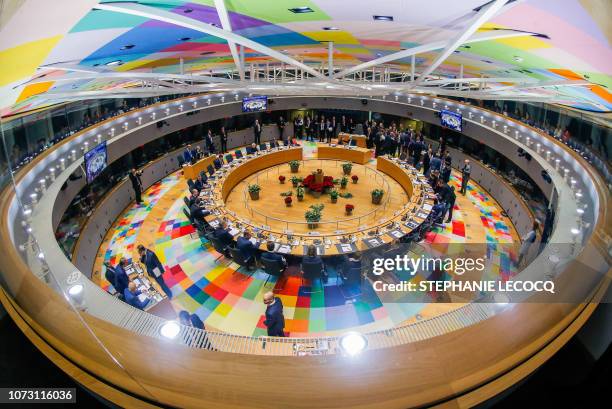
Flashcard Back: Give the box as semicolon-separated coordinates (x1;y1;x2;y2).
340;244;352;252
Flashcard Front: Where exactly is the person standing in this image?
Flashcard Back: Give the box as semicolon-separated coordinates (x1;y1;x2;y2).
114;258;130;298
445;186;457;223
304;116;311;141
277;116;286;143
325;118;333;143
518;221;539;267
253;119;262;144
219;126;228;153
129;168;143;204
460;159;471;195
137;244;172;299
263;291;285;337
423;148;432;176
318;116;325;142
205;129;215;154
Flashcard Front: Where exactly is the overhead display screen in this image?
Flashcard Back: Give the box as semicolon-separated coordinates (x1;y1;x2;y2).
84;141;108;183
242;96;268;112
440;110;463;132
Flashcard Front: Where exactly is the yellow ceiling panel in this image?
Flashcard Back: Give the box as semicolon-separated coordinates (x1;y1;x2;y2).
0;35;62;87
302;31;360;45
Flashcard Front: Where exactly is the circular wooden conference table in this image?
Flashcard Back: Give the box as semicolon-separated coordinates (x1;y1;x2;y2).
200;144;434;257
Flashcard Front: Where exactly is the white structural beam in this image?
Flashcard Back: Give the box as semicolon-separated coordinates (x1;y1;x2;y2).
28;68;240;86
334;29;535;79
95;2;326;80
328;42;333;78
413;0;508;86
213;0;244;81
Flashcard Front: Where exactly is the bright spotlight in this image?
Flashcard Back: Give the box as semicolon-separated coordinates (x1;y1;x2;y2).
68;284;84;297
339;332;368;356
160;321;181;339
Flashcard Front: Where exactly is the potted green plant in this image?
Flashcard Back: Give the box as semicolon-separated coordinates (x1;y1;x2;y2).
279;175;286;184
284;196;293;207
296;186;305;201
305;208;321;229
345;203;354;215
351;174;359;184
248;184;261;200
342;162;353;175
340;176;348;189
291;176;301;187
329;189;339;203
371;189;384;204
289;160;300;173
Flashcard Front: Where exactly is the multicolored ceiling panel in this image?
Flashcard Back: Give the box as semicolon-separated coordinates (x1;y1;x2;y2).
0;0;610;116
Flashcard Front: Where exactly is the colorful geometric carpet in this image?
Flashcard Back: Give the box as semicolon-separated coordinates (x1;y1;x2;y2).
97;166;518;337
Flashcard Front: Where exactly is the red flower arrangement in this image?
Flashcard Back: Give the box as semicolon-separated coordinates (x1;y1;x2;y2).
351;175;359;183
284;196;292;206
302;174;334;193
279;175;286;183
345;204;354;214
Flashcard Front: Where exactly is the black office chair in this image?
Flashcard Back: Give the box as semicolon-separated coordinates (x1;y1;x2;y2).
259;143;267;151
228;246;255;274
270;141;278;148
209;236;230;262
183;196;191;208
261;256;286;289
182;208;207;238
349;139;357;146
235;149;243;159
213;158;222;169
187;178;195;191
207;164;215;177
177;155;185;167
225;154;233;163
300;259;325;293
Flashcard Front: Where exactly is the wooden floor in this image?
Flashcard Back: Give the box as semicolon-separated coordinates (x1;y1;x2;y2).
224;159;409;235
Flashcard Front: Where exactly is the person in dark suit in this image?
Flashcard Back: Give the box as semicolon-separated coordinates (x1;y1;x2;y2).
261;241;287;268
303;244;322;265
124;282;150;310
219;126;228;153
137;244;172;299
205;129;215;153
213;221;234;249
190;198;210;223
263;291;285;337
187;189;199;207
460;159;471;195
103;261;117;294
193;175;207;192
446;186;457;223
440;162;452;184
246;143;258;155
128;168;143;204
429;154;442;174
183;144;195;164
277;116;285;142
114;258;130;297
253;119;262;144
236;230;259;265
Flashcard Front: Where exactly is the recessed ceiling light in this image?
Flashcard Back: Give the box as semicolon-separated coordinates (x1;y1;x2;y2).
373;15;394;21
120;44;135;50
513;56;523;62
323;26;339;31
281;49;289;53
289;6;314;13
180;37;192;41
105;60;123;66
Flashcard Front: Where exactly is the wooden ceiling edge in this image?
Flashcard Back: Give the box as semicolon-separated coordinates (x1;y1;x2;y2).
0;288;161;409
